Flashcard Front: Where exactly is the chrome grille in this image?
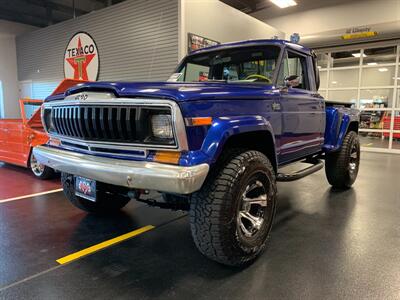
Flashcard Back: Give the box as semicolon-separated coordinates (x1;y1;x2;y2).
44;105;175;146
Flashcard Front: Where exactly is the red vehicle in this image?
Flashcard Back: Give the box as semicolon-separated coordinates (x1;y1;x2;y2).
0;79;87;179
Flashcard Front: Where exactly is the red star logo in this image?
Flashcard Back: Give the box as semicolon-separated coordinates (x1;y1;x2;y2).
66;37;96;80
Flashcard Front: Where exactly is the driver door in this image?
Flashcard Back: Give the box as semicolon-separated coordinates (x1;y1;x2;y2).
277;50;325;164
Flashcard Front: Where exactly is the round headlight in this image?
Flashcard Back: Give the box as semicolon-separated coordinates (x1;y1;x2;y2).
151;114;173;139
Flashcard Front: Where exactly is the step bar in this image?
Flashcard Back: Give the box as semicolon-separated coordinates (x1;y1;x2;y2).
277;159;324;182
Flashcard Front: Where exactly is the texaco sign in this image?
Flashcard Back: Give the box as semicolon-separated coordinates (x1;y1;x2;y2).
64;32;99;81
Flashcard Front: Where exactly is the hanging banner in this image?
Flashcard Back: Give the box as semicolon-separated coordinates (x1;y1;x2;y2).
188;33;219;53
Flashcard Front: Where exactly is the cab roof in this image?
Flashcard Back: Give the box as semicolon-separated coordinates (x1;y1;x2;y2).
189;39;312;56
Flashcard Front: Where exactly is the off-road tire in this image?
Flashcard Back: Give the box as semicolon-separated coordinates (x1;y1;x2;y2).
61;173;131;214
29;153;56;180
325;131;360;189
189;150;277;266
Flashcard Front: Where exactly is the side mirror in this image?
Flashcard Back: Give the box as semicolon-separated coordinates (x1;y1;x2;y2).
284;75;300;88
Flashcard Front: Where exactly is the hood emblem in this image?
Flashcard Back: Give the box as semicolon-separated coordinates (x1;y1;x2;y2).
75;93;88;101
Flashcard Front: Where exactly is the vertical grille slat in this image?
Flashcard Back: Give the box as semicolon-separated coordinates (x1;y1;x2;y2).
69;107;78;137
78;107;87;138
63;107;71;136
84;107;93;139
73;107;82;138
108;108;116;139
125;108;132;141
58;108;66;135
100;107;108;139
92;107;98;138
50;104;174;147
53;108;60;134
116;108;123;140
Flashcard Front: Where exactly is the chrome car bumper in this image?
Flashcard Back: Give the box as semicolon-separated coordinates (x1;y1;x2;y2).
33;146;209;194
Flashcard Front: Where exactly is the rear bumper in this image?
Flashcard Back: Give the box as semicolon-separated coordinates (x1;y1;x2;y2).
33;146;209;194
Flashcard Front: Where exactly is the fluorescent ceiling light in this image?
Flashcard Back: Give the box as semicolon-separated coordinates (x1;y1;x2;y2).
378;68;388;72
270;0;297;9
352;53;366;58
367;62;378;66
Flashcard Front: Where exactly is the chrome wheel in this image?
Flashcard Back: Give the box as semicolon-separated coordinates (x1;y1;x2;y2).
349;143;359;174
237;179;268;238
30;154;45;177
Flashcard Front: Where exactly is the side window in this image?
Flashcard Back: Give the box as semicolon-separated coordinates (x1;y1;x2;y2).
278;51;310;90
184;63;210;82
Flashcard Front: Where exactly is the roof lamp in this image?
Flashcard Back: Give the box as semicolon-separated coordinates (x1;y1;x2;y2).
270;0;297;8
378;68;388;72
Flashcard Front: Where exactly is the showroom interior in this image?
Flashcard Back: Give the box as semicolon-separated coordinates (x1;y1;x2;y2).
0;0;399;299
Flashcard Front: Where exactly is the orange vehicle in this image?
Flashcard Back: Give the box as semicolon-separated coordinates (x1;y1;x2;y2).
0;99;55;178
0;79;87;179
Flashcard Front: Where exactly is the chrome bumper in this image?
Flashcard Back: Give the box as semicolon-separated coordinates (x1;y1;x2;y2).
33;146;209;194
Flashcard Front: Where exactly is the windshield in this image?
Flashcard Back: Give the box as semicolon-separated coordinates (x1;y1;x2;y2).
172;46;281;84
23;102;41;119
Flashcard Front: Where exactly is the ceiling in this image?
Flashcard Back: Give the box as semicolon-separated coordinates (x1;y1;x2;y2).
220;0;356;19
0;0;126;27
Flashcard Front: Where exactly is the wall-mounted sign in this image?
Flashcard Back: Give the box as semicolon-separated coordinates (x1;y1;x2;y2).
64;32;99;81
341;26;378;40
188;33;219;53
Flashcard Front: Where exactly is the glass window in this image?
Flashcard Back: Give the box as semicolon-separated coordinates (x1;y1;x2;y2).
329;90;357;105
392;111;400;148
360;89;393;109
361;66;395;86
278;51;310;90
181;63;210;82
360;110;391;130
319;70;327;89
329;69;359;88
363;46;396;65
359;132;390;149
396;89;400;107
177;46;281;84
394;111;400;131
331;50;360;67
392;138;400;150
316;53;329;68
23;102;42;119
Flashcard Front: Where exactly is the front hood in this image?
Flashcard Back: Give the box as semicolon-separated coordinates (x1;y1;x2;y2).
45;81;277;102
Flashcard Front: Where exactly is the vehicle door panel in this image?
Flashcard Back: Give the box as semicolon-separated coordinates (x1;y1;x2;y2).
277;50;324;164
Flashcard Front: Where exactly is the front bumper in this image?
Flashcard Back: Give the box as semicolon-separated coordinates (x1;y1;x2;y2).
33;146;209;194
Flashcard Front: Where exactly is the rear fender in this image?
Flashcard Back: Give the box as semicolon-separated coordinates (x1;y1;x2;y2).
323;106;359;152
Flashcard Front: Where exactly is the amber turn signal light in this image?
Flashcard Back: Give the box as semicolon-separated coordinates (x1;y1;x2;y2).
185;117;212;126
153;151;181;164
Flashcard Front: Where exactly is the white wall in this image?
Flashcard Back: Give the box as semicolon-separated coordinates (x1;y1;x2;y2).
252;0;400;37
0;20;36;118
179;0;284;59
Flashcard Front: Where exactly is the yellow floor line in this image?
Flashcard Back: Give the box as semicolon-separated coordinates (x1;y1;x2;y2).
56;225;155;265
0;188;63;203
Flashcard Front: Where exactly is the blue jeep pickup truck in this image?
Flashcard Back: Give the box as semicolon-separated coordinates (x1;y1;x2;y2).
34;39;360;266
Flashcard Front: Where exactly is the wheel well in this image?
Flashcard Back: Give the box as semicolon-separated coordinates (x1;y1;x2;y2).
27;147;33;168
219;131;277;173
347;121;359;133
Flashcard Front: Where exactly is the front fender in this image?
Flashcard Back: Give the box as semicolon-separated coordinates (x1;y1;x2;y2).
179;116;275;166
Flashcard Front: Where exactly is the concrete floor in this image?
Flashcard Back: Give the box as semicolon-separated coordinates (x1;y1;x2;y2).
0;152;399;299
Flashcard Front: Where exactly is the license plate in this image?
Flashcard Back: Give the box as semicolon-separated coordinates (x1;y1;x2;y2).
75;176;96;202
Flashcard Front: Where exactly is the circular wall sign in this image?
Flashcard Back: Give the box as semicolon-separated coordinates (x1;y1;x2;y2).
64;32;99;81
